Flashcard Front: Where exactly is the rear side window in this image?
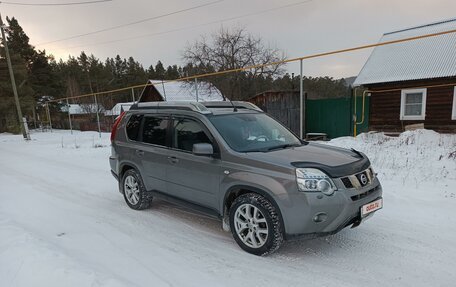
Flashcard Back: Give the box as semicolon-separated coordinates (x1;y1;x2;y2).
173;118;211;152
126;114;143;141
142;116;169;146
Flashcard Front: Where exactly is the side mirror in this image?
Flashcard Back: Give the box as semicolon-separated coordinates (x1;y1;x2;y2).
193;143;214;156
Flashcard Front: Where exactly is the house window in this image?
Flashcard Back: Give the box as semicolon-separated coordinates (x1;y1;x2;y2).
400;88;427;120
452;87;456;120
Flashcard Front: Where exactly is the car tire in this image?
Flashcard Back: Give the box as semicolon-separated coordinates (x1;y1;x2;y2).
229;193;283;256
121;169;152;210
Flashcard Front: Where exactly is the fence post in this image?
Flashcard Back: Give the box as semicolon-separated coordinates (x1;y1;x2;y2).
66;98;73;134
131;88;135;102
46;103;53;132
194;77;199;102
161;80;167;101
299;59;304;139
94;94;101;138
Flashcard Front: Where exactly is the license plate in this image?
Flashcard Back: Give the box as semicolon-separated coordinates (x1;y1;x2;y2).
361;198;383;217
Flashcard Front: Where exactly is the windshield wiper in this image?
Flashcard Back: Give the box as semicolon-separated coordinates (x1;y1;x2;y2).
265;143;301;151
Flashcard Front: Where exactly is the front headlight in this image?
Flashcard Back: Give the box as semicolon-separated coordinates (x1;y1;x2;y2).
296;168;336;196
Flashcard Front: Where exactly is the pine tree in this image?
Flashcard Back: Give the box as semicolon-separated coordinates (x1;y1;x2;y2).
154;61;165;79
147;64;156;79
165;65;179;80
0;17;36;132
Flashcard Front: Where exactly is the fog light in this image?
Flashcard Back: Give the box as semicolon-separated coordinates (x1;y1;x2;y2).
313;212;327;223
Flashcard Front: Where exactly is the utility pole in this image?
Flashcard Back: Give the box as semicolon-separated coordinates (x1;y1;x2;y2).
0;13;28;140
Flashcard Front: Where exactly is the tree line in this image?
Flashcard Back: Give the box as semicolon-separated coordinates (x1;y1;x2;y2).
0;17;351;133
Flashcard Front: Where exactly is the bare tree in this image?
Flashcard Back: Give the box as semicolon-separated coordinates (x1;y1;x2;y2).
183;27;286;100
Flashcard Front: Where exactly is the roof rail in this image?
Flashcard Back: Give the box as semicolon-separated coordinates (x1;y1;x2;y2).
130;101;212;114
201;101;263;112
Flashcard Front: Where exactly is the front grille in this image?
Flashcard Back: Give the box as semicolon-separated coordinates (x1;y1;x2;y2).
351;185;379;201
341;177;353;188
341;167;374;189
356;171;369;187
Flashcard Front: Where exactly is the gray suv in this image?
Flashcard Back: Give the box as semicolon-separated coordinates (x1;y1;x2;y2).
109;101;383;255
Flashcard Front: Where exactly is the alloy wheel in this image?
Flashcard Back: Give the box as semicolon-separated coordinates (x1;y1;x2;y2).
124;175;140;205
234;203;269;248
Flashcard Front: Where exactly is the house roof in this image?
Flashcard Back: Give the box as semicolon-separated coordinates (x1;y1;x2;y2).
354;18;456;86
105;102;134;116
144;79;224;102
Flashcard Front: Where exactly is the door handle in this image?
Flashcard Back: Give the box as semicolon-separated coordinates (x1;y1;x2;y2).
135;149;144;156
167;156;179;164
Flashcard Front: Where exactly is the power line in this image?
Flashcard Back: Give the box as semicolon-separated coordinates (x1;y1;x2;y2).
35;0;224;46
0;0;112;6
62;0;313;50
46;28;456;103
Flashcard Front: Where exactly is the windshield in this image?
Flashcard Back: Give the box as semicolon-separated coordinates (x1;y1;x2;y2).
208;113;302;152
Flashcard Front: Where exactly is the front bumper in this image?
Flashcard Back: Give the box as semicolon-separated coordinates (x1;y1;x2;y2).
276;178;383;240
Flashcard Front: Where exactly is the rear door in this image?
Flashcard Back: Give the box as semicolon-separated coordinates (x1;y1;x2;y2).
166;116;221;210
136;114;170;193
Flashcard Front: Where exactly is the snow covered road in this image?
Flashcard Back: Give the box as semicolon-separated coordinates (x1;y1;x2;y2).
1;130;455;287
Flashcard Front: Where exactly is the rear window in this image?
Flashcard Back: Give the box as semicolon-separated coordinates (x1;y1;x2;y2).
126;114;143;141
142;116;169;146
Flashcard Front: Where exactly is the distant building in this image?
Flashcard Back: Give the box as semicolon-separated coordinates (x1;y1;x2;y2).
138;79;224;102
354;18;456;133
61;103;105;115
61;103;108;132
105;102;134;116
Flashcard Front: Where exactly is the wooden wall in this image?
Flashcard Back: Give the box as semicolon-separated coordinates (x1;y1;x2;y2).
249;90;301;135
367;77;456;133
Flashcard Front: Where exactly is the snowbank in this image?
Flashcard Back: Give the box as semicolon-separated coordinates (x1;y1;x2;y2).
0;129;455;287
326;129;456;198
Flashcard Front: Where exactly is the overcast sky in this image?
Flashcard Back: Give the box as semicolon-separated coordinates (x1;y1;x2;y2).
1;0;455;78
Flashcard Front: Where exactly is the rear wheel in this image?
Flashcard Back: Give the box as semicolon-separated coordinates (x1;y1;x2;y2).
121;169;151;210
229;193;283;255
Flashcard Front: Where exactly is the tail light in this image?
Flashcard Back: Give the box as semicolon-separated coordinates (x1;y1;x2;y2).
111;111;126;143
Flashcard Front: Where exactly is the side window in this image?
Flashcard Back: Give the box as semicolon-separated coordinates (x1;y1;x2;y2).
400;88;427;120
142;116;169;146
126;114;143;141
173;118;211;152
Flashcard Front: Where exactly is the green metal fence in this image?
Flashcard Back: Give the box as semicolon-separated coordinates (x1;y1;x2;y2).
305;96;369;139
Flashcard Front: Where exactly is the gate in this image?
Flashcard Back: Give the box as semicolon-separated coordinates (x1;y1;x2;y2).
305;97;369;139
250;92;370;139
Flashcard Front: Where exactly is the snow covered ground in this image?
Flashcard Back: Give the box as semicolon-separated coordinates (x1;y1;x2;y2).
0;129;455;287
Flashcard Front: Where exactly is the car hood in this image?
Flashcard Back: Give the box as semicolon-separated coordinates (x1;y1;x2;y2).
244;142;370;177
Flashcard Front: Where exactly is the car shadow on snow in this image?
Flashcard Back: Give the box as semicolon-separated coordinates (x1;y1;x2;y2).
146;199;364;259
274;231;360;260
148;199;230;240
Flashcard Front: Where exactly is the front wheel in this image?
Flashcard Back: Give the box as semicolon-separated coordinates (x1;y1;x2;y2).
229;193;283;256
121;169;152;210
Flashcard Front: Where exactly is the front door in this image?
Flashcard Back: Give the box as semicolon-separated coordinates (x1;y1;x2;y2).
166;116;221;210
